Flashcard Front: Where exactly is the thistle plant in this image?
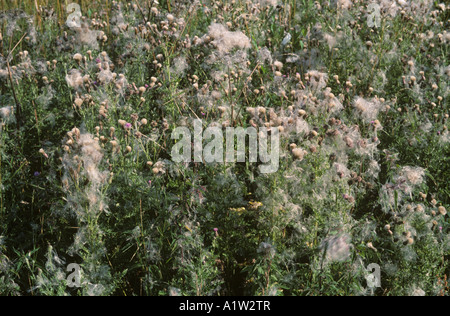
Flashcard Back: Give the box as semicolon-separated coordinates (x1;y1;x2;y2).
0;0;448;296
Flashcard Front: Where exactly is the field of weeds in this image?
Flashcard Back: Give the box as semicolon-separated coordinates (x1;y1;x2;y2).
0;0;448;296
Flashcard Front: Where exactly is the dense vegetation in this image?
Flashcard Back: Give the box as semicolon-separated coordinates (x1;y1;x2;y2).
0;0;448;296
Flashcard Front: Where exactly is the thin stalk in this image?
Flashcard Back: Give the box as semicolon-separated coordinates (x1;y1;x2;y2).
6;33;27;129
34;0;42;31
227;67;235;127
56;0;62;26
135;1;147;24
265;259;272;295
105;0;110;34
